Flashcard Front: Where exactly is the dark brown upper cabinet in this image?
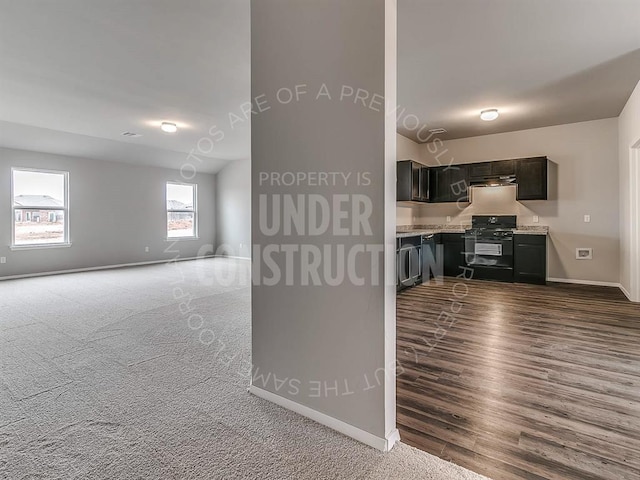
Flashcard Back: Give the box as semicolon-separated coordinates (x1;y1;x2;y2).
468;162;491;178
429;164;470;203
398;156;548;204
469;159;515;178
397;160;429;202
492;159;515;176
515;157;548;201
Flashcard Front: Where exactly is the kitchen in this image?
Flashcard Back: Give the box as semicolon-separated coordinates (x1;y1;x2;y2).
393;118;640;479
393;8;639;472
396;156;550;289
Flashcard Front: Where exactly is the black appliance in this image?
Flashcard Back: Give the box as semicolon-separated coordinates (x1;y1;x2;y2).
464;215;517;282
396;235;422;290
396;233;444;290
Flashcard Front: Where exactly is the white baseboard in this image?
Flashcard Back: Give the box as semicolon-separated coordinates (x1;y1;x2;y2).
0;255;219;281
248;385;400;452
216;255;252;261
546;277;637;301
547;277;622;288
619;284;634;302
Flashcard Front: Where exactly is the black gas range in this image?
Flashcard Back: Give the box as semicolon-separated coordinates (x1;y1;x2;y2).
463;215;517;282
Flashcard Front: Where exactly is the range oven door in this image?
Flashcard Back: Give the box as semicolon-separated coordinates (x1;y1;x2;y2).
464;234;513;268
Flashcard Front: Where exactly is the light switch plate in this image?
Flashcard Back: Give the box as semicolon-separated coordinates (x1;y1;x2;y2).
0;257;6;264
533;215;539;223
584;214;591;223
446;216;452;223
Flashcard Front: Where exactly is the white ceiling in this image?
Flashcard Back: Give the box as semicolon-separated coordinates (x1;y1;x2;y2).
0;0;250;173
398;0;640;141
1;1;639;167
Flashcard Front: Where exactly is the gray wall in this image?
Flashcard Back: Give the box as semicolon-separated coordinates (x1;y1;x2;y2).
399;118;620;284
251;0;395;443
215;158;251;258
0;147;216;278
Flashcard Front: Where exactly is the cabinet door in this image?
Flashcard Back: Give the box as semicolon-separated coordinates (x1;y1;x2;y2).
423;236;444;280
492;159;515;176
428;166;469;203
396;161;412;201
447;165;470;203
419;166;430;201
442;234;465;277
514;235;547;284
411;162;421;200
428;166;446;203
469;162;491;178
516;157;548;200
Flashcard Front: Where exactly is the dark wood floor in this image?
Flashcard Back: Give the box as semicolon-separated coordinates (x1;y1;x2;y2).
396;278;640;480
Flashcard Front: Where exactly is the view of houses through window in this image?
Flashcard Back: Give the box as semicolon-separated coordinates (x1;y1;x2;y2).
166;182;197;238
12;169;68;246
10;173;198;245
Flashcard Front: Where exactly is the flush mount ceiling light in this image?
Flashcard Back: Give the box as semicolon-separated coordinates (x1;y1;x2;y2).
161;122;178;133
480;109;499;121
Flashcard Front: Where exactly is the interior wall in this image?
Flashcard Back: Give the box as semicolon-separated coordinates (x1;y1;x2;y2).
215;158;251;258
0;147;216;278
400;119;620;284
618;80;640;300
251;0;397;449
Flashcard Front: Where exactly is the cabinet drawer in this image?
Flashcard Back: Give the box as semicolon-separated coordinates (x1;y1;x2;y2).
514;234;546;245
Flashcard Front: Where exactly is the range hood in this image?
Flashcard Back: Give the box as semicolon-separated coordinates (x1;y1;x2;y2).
469;174;517;187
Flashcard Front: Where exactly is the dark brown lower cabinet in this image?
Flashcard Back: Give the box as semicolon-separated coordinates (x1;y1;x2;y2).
514;234;547;284
441;233;465;277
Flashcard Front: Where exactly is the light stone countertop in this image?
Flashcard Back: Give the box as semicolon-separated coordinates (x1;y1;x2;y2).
396;224;549;238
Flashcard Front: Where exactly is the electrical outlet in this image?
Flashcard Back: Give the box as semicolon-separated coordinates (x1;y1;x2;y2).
584;214;591;223
533;215;539;223
145;246;150;253
0;257;6;264
576;248;593;260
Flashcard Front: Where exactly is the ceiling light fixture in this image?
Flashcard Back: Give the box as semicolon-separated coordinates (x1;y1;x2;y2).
480;109;499;121
161;122;178;133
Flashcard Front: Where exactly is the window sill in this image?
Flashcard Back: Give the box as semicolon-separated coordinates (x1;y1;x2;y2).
165;237;199;242
10;243;72;251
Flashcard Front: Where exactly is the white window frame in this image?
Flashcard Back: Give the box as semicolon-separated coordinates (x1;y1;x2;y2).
166;182;198;240
10;167;71;250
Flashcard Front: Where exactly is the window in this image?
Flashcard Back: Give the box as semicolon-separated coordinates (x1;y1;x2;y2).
166;182;197;239
12;168;69;247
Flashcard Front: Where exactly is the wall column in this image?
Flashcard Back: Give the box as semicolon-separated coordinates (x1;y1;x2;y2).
250;0;398;450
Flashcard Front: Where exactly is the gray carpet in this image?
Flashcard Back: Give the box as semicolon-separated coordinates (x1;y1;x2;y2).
0;258;490;480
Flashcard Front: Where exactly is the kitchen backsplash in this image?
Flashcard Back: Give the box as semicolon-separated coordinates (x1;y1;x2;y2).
397;185;548;227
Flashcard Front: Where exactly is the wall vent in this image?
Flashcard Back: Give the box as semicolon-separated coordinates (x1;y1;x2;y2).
428;128;447;134
576;248;593;260
121;132;142;138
